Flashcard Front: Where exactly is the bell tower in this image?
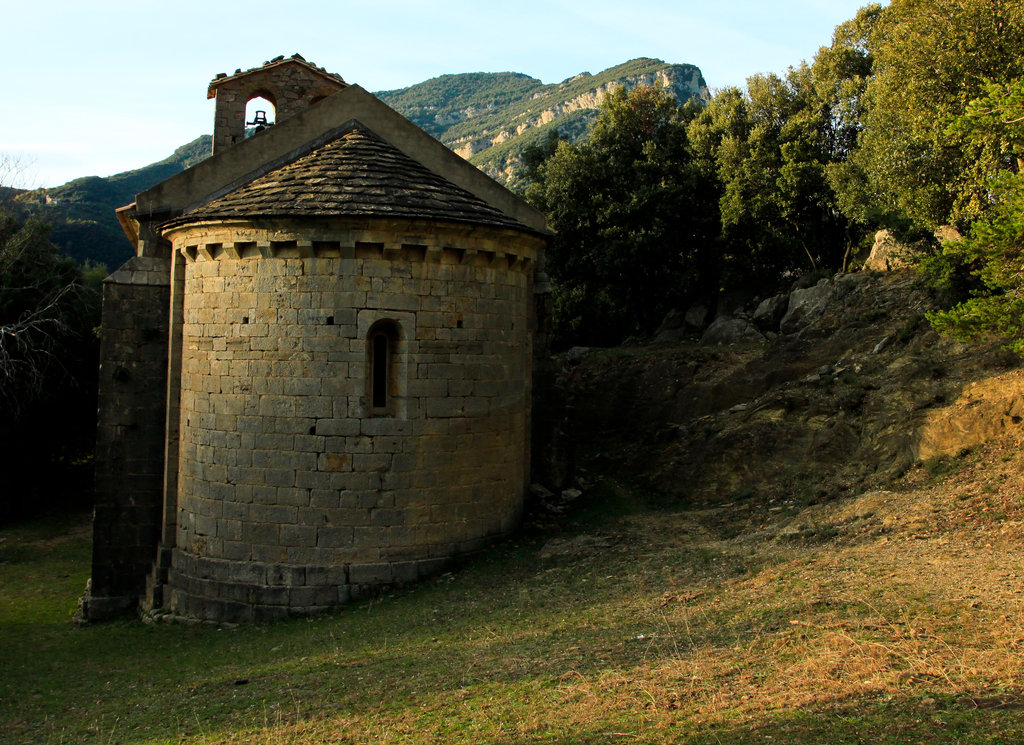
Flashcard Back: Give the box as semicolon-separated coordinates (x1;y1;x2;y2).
207;53;347;153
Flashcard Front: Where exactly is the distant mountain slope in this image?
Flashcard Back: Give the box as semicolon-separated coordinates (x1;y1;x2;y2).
22;58;706;269
14;136;211;268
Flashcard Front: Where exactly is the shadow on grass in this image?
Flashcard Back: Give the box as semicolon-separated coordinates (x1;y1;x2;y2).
4;502;1024;745
0;503;733;743
488;693;1024;745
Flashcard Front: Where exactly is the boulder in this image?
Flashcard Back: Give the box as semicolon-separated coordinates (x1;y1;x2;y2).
699;316;765;346
566;346;591;363
655;308;685;333
654;328;687;344
653;308;688;343
713;291;753;321
684;302;710;329
752;294;788;332
863;229;922;272
933;225;963;245
780;279;833;334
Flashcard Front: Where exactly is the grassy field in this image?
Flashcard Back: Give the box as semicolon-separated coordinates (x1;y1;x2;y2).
3;443;1024;744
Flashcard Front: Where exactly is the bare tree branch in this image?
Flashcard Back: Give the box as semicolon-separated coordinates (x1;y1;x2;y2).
0;156;85;413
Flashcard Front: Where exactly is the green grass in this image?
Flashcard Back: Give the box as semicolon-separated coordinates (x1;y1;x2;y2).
922;447;974;482
3;490;1024;744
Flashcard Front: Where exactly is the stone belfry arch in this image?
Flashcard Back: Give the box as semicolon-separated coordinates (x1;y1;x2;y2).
208;54;347;153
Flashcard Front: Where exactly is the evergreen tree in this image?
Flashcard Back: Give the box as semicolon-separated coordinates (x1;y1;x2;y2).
927;79;1024;351
530;86;718;345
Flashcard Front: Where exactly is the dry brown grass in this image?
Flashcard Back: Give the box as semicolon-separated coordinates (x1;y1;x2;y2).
4;434;1024;744
193;435;1024;743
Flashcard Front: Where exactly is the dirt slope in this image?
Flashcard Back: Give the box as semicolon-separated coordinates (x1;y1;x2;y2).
560;270;1024;508
526;277;1024;738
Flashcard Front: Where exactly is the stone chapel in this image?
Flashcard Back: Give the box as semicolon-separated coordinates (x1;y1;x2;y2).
82;55;551;623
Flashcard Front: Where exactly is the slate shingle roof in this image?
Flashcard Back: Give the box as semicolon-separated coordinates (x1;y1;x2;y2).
172;125;528;231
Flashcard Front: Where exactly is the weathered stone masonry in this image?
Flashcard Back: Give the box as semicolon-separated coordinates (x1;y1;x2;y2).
83;55;550;623
161;219;542;620
88;257;171;618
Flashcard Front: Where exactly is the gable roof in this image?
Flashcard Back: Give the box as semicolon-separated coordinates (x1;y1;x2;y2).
163;124;528;232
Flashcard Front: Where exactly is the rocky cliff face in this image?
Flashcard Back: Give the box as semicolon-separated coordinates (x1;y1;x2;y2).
451;66;707;160
377;59;708;184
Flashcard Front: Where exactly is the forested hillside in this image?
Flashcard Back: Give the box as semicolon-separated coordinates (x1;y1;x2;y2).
377;57;707;183
10;136;210;269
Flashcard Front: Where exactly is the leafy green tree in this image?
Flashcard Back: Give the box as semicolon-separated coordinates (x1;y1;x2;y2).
530;85;719;345
815;4;884;228
811;4;880;159
926;78;1024;350
947;78;1024;174
844;0;1024;231
688;60;865;291
519;129;568;187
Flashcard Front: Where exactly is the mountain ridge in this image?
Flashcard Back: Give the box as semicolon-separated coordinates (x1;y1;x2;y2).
376;57;707;182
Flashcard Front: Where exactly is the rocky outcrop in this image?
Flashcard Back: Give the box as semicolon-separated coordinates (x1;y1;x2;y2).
446;64;708;177
779;279;837;334
752;295;788;331
863;227;962;273
563;269;1024;506
700;317;765;346
916;370;1024;461
863;230;921;272
685;303;710;330
654;308;688;343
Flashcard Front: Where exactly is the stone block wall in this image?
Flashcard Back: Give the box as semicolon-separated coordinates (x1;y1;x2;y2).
85;256;171;620
157;218;544;621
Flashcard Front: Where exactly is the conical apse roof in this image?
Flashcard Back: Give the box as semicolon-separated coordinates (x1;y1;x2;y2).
168;124;530;231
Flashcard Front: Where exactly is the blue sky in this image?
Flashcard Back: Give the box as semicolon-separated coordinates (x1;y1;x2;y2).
1;0;878;188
